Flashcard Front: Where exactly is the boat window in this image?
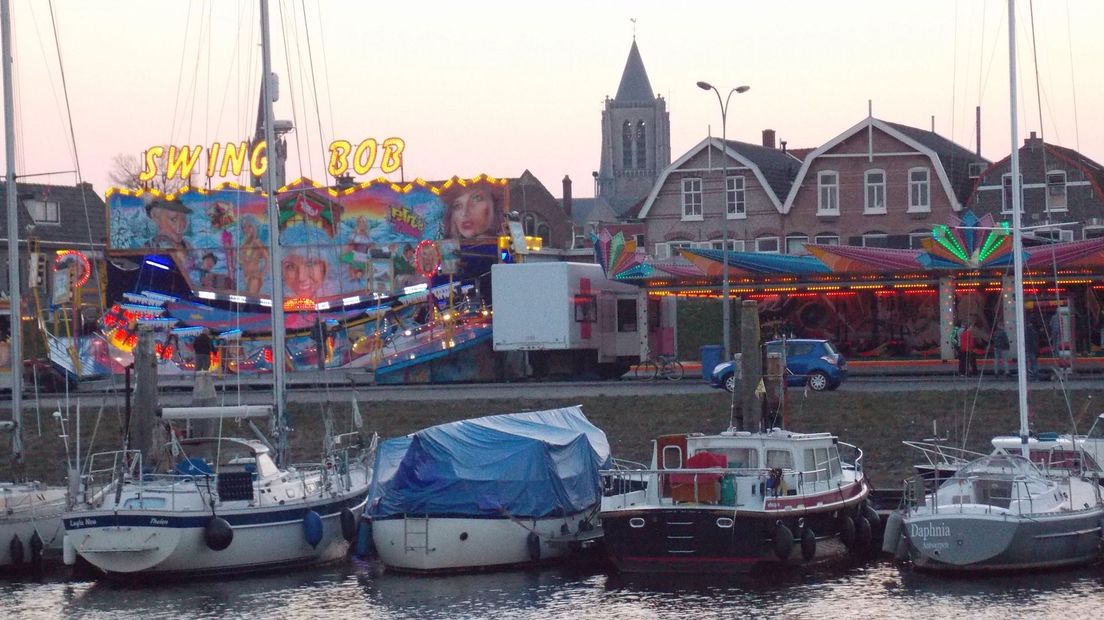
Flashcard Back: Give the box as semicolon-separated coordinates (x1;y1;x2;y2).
122;497;166;509
714;447;757;469
662;445;683;469
253;453;280;478
766;449;792;470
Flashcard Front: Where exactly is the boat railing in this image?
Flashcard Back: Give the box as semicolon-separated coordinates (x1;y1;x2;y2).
839;441;865;473
920;474;1047;516
601;464;849;509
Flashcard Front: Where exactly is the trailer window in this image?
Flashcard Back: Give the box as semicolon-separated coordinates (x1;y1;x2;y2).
573;294;597;323
617;298;637;332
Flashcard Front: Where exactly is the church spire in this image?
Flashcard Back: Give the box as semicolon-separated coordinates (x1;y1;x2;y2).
614;39;654;103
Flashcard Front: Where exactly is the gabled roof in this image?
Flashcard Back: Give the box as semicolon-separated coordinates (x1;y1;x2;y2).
0;181;107;249
781;117;987;213
638;137;801;219
569;197;620;225
614;40;654;103
970;141;1104;201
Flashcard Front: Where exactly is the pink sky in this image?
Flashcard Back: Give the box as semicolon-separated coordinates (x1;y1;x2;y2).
3;0;1102;200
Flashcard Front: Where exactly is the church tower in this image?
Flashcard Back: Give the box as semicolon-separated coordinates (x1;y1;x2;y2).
597;39;670;215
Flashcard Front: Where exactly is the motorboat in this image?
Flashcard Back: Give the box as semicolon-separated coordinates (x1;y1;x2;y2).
600;428;872;573
364;405;608;572
989;414;1104;477
0;477;67;570
62;405;374;577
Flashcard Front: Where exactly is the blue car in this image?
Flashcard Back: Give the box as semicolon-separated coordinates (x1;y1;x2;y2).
710;339;847;392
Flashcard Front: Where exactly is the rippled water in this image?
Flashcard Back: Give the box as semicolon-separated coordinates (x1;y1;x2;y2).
3;558;1103;619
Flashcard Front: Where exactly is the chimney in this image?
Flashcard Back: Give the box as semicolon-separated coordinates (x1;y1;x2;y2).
562;175;573;218
780;140;788;154
762;129;776;149
1026;131;1041;148
334;173;355;189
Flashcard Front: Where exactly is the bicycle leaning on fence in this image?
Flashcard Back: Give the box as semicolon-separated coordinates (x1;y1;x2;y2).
634;354;685;381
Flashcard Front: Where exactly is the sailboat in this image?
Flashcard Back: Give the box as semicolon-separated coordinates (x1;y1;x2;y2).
59;0;374;577
0;0;68;572
884;0;1104;572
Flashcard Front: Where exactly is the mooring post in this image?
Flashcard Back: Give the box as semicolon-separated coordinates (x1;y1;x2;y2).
738;300;762;433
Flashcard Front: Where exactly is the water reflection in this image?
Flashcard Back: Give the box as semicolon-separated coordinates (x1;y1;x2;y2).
2;558;1103;619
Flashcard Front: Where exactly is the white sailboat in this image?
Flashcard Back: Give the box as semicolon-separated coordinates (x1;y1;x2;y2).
59;0;374;577
0;0;68;572
884;0;1104;572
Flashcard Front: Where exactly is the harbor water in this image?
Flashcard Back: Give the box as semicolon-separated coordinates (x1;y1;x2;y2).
3;557;1102;619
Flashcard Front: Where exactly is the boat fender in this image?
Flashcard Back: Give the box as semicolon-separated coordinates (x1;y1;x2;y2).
773;522;794;561
855;512;873;551
881;512;903;555
9;535;24;565
63;535;77;566
527;531;541;562
800;527;817;561
839;514;856;549
354;518;375;558
894;531;910;562
205;516;234;551
862;501;879;526
29;532;44;568
340;507;357;542
303;510;324;548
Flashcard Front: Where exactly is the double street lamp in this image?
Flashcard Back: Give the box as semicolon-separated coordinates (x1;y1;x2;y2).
696;81;750;361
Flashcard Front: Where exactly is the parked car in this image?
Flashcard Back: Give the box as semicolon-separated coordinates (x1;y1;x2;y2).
710;339;847;392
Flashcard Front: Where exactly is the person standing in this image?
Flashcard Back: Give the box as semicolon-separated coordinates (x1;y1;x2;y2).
192;329;213;373
992;321;1011;377
959;323;978;376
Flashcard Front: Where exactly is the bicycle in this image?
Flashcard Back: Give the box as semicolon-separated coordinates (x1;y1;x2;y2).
634;354;685;381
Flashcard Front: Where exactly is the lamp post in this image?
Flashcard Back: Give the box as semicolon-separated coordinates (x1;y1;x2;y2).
697;81;749;361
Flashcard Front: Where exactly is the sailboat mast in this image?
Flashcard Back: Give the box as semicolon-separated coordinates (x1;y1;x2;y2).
259;0;287;463
1007;0;1030;459
2;0;23;463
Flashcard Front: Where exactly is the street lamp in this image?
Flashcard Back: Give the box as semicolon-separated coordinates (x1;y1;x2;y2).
697;81;750;361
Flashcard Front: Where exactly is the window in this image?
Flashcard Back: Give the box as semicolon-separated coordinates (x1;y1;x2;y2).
535;223;550;244
681;177;703;220
662;445;683;469
616;298;637;332
1035;228;1074;243
716;447;757;469
726;175;746;218
622;121;633;168
785;234;809;255
968;162;986;179
25;200;60;224
755;236;780;254
655;240;700;259
1046;171;1068;212
803;448;829;482
909;231;929;249
817;171;839;215
710;239;745;252
864;170;886;214
908;168;930;212
814;234;840;246
861;233;888;248
635;120;647;170
1002;173;1023;213
1084;227;1104;240
522;213;537;236
765;449;793;470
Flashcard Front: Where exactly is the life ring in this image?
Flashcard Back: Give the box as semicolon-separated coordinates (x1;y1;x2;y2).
204;516;234;551
800;527;817;561
526;531;541;562
773;522;794;561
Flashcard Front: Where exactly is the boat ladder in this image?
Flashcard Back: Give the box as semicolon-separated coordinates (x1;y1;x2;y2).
665;518;696;554
403;515;429;553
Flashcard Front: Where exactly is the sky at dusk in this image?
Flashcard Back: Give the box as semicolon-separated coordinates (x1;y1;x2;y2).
3;0;1102;200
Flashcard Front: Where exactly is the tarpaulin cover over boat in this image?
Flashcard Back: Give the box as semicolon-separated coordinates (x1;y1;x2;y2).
366;406;612;519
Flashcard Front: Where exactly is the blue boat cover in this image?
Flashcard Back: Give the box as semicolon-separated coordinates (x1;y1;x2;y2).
366;405;612;519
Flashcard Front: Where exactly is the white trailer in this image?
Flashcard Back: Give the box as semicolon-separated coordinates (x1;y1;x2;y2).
491;262;645;379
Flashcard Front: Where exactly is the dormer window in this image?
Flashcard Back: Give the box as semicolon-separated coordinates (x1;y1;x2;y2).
24;199;60;224
1046;171;1068;212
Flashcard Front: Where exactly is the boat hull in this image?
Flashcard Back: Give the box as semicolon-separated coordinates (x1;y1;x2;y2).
602;493;870;574
64;492;367;577
902;506;1104;572
0;484;68;569
370;510;596;573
